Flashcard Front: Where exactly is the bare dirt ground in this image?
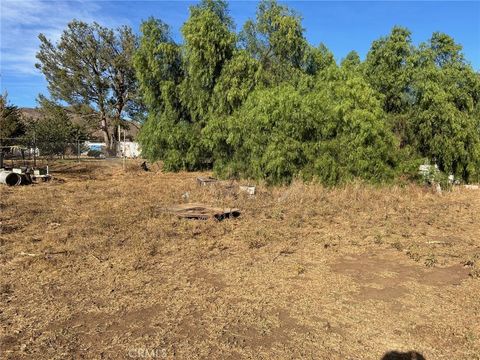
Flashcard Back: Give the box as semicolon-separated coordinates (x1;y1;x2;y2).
1;159;479;359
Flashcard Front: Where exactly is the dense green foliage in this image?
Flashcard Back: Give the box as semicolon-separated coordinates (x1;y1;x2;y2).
363;28;480;182
205;67;397;185
96;0;480;184
25;96;85;157
406;34;480;182
0;93;25;141
134;1;237;170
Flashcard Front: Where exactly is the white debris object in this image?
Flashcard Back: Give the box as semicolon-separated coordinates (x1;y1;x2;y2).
464;184;479;190
239;185;256;195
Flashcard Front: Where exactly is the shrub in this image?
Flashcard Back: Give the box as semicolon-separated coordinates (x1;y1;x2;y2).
208;68;397;185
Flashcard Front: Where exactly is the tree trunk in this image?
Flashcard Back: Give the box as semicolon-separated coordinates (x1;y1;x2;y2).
100;113;111;150
113;97;125;156
97;99;111;150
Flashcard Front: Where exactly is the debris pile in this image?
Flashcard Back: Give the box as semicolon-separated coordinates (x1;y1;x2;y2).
196;176;218;186
166;203;240;220
0;167;51;186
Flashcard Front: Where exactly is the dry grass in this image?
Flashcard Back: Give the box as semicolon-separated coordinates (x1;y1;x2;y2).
1;159;479;359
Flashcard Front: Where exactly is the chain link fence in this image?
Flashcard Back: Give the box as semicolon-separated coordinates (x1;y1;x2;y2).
0;137;118;168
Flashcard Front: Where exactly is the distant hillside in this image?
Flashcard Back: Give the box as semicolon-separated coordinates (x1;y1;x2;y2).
19;107;140;141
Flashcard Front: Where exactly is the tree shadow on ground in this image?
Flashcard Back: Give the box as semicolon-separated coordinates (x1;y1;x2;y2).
381;351;425;360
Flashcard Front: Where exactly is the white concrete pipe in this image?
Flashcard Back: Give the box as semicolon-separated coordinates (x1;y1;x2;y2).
0;171;22;186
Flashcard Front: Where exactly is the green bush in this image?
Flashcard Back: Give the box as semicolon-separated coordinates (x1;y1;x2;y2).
206;67;397;185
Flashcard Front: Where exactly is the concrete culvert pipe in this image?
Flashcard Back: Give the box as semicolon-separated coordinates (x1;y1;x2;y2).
0;171;22;186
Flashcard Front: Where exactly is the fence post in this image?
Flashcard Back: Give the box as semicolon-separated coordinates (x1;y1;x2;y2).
33;132;37;168
123;129;126;170
0;138;3;169
118;124;121;158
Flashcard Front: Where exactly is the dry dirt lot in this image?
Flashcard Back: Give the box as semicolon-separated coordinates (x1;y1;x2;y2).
1;160;479;359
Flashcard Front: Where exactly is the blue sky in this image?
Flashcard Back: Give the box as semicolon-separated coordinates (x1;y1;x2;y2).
1;0;479;108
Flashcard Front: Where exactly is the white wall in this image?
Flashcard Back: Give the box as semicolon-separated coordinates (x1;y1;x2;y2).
118;142;141;158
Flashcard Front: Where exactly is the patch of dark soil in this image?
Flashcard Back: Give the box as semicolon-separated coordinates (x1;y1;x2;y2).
331;250;470;302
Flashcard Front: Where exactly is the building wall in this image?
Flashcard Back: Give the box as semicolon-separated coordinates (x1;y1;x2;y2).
117;142;141;158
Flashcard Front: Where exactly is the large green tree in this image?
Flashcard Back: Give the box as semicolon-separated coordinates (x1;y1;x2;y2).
26;96;77;157
134;1;237;170
0;93;25;140
133;18;187;166
36;20;139;149
407;33;480;181
0;93;25;167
